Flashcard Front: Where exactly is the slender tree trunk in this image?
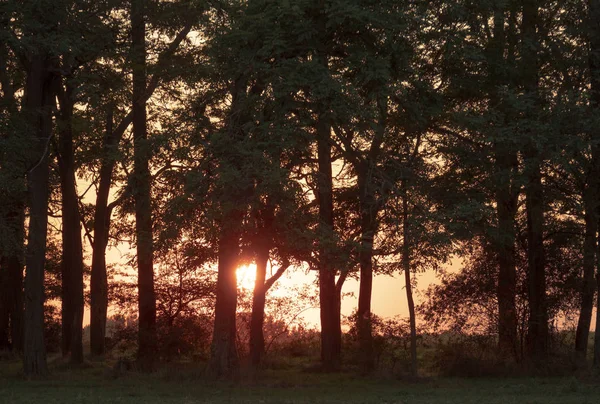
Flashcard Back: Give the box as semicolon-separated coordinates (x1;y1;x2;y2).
489;2;519;361
249;245;269;367
6;218;24;352
0;262;9;349
588;0;600;370
209;222;240;379
208;76;252;379
594;265;600;368
23;55;54;377
357;165;376;373
88;20;192;355
57;81;84;364
495;150;519;360
90;109;115;356
521;0;548;363
575;187;597;360
316;115;339;371
132;0;157;370
402;183;418;377
0;43;25;354
0;201;25;355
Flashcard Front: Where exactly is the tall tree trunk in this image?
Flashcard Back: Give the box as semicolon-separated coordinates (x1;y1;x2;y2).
0;41;25;354
249;244;269;367
0;262;9;349
23;56;54;377
588;0;600;370
90;109;115;356
356;165;376;373
132;0;157;370
402;183;418;377
88;21;193;356
489;2;519;361
209;222;241;379
57;81;84;364
5;212;24;352
208;76;252;379
522;0;548;363
575;188;597;360
316;115;340;371
314;32;340;369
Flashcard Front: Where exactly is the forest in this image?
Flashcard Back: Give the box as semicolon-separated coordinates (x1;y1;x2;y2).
1;0;600;392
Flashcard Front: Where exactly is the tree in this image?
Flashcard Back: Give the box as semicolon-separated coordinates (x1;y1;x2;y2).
131;0;157;371
588;0;600;369
521;0;549;363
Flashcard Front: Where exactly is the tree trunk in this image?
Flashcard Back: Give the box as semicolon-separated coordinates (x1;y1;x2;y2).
132;0;157;371
209;223;240;379
402;183;418;377
588;0;600;370
575;187;597;360
57;81;84;364
23;56;54;377
356;165;376;373
0;261;9;349
0;43;25;354
521;0;548;363
249;245;269;367
90;109;115;356
88;20;192;356
6;226;24;353
488;2;519;362
316;114;340;371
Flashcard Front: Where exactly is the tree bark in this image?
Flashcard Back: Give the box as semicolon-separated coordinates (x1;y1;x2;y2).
0;261;9;349
208;76;251;379
402;183;418;377
488;2;519;361
88;21;192;356
57;80;84;364
588;0;600;370
575;186;597;360
249;247;269;367
132;0;157;370
356;164;376;373
89;109;115;356
209;222;241;379
522;0;549;363
23;55;54;377
316;114;340;371
0;41;25;354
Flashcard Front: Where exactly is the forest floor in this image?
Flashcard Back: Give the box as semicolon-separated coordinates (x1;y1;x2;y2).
1;358;600;404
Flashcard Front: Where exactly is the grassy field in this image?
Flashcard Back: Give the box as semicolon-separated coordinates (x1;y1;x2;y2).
1;359;600;404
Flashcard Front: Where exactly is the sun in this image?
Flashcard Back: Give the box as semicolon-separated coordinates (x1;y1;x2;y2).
236;264;257;290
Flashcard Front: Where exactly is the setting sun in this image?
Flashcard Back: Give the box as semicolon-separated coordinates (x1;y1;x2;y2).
236;264;257;290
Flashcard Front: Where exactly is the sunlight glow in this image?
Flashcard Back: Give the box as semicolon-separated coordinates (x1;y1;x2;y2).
236;264;257;290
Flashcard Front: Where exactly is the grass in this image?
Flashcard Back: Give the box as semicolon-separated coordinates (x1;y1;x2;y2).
1;358;600;404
